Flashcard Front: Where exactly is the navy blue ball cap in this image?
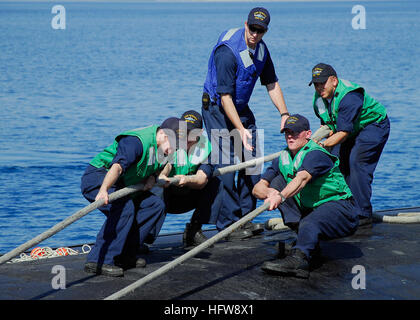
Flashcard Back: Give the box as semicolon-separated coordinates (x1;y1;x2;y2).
160;117;187;142
309;63;337;86
248;7;270;30
281;114;311;133
181;110;203;131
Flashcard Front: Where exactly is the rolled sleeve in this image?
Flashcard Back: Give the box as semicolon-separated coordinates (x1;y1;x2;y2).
336;91;364;133
298;150;334;180
261;158;281;183
110;136;143;173
197;163;214;179
260;51;278;86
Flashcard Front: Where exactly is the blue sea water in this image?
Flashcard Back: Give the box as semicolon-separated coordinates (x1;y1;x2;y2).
0;1;419;254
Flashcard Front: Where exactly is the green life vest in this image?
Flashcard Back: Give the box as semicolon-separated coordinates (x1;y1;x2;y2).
90;125;164;186
278;139;352;209
312;79;387;138
169;135;212;176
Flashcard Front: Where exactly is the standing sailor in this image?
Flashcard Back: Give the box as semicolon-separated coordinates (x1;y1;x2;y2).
202;7;290;235
253;114;359;278
309;63;390;225
80;118;185;277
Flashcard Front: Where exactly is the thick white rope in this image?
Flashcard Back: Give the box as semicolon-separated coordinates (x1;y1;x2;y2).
265;212;420;231
373;212;420;224
311;125;332;142
213;151;281;176
264;218;289;231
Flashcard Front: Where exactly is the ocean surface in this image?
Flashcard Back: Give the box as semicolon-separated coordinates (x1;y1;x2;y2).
0;1;419;254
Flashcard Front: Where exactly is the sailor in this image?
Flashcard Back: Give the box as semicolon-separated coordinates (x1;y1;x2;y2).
80;117;186;277
309;63;390;225
158;110;253;248
202;7;289;236
253;114;359;278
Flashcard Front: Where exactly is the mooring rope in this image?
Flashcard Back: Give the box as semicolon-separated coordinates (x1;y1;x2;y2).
265;211;420;230
373;212;420;224
311;125;332;142
264;217;289;231
213;151;281;176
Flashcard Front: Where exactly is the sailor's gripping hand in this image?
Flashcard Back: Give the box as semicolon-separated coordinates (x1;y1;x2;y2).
173;175;190;188
95;189;109;205
143;175;156;191
264;193;283;211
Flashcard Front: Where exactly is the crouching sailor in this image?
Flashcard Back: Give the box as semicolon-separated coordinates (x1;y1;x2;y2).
80;117;186;277
157;110;226;249
252;114;359;278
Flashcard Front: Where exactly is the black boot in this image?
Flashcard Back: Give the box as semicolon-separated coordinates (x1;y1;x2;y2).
277;240;322;260
276;239;297;258
114;255;147;269
137;243;150;255
183;222;209;249
84;262;124;277
241;221;265;235
261;249;310;279
224;228;253;241
358;215;373;227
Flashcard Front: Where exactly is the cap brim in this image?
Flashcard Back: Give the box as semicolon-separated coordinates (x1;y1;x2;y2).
308;76;329;86
186;123;202;131
249;21;268;30
161;129;184;145
280;125;290;133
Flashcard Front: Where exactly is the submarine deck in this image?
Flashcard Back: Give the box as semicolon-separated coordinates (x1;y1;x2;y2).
1;209;420;301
